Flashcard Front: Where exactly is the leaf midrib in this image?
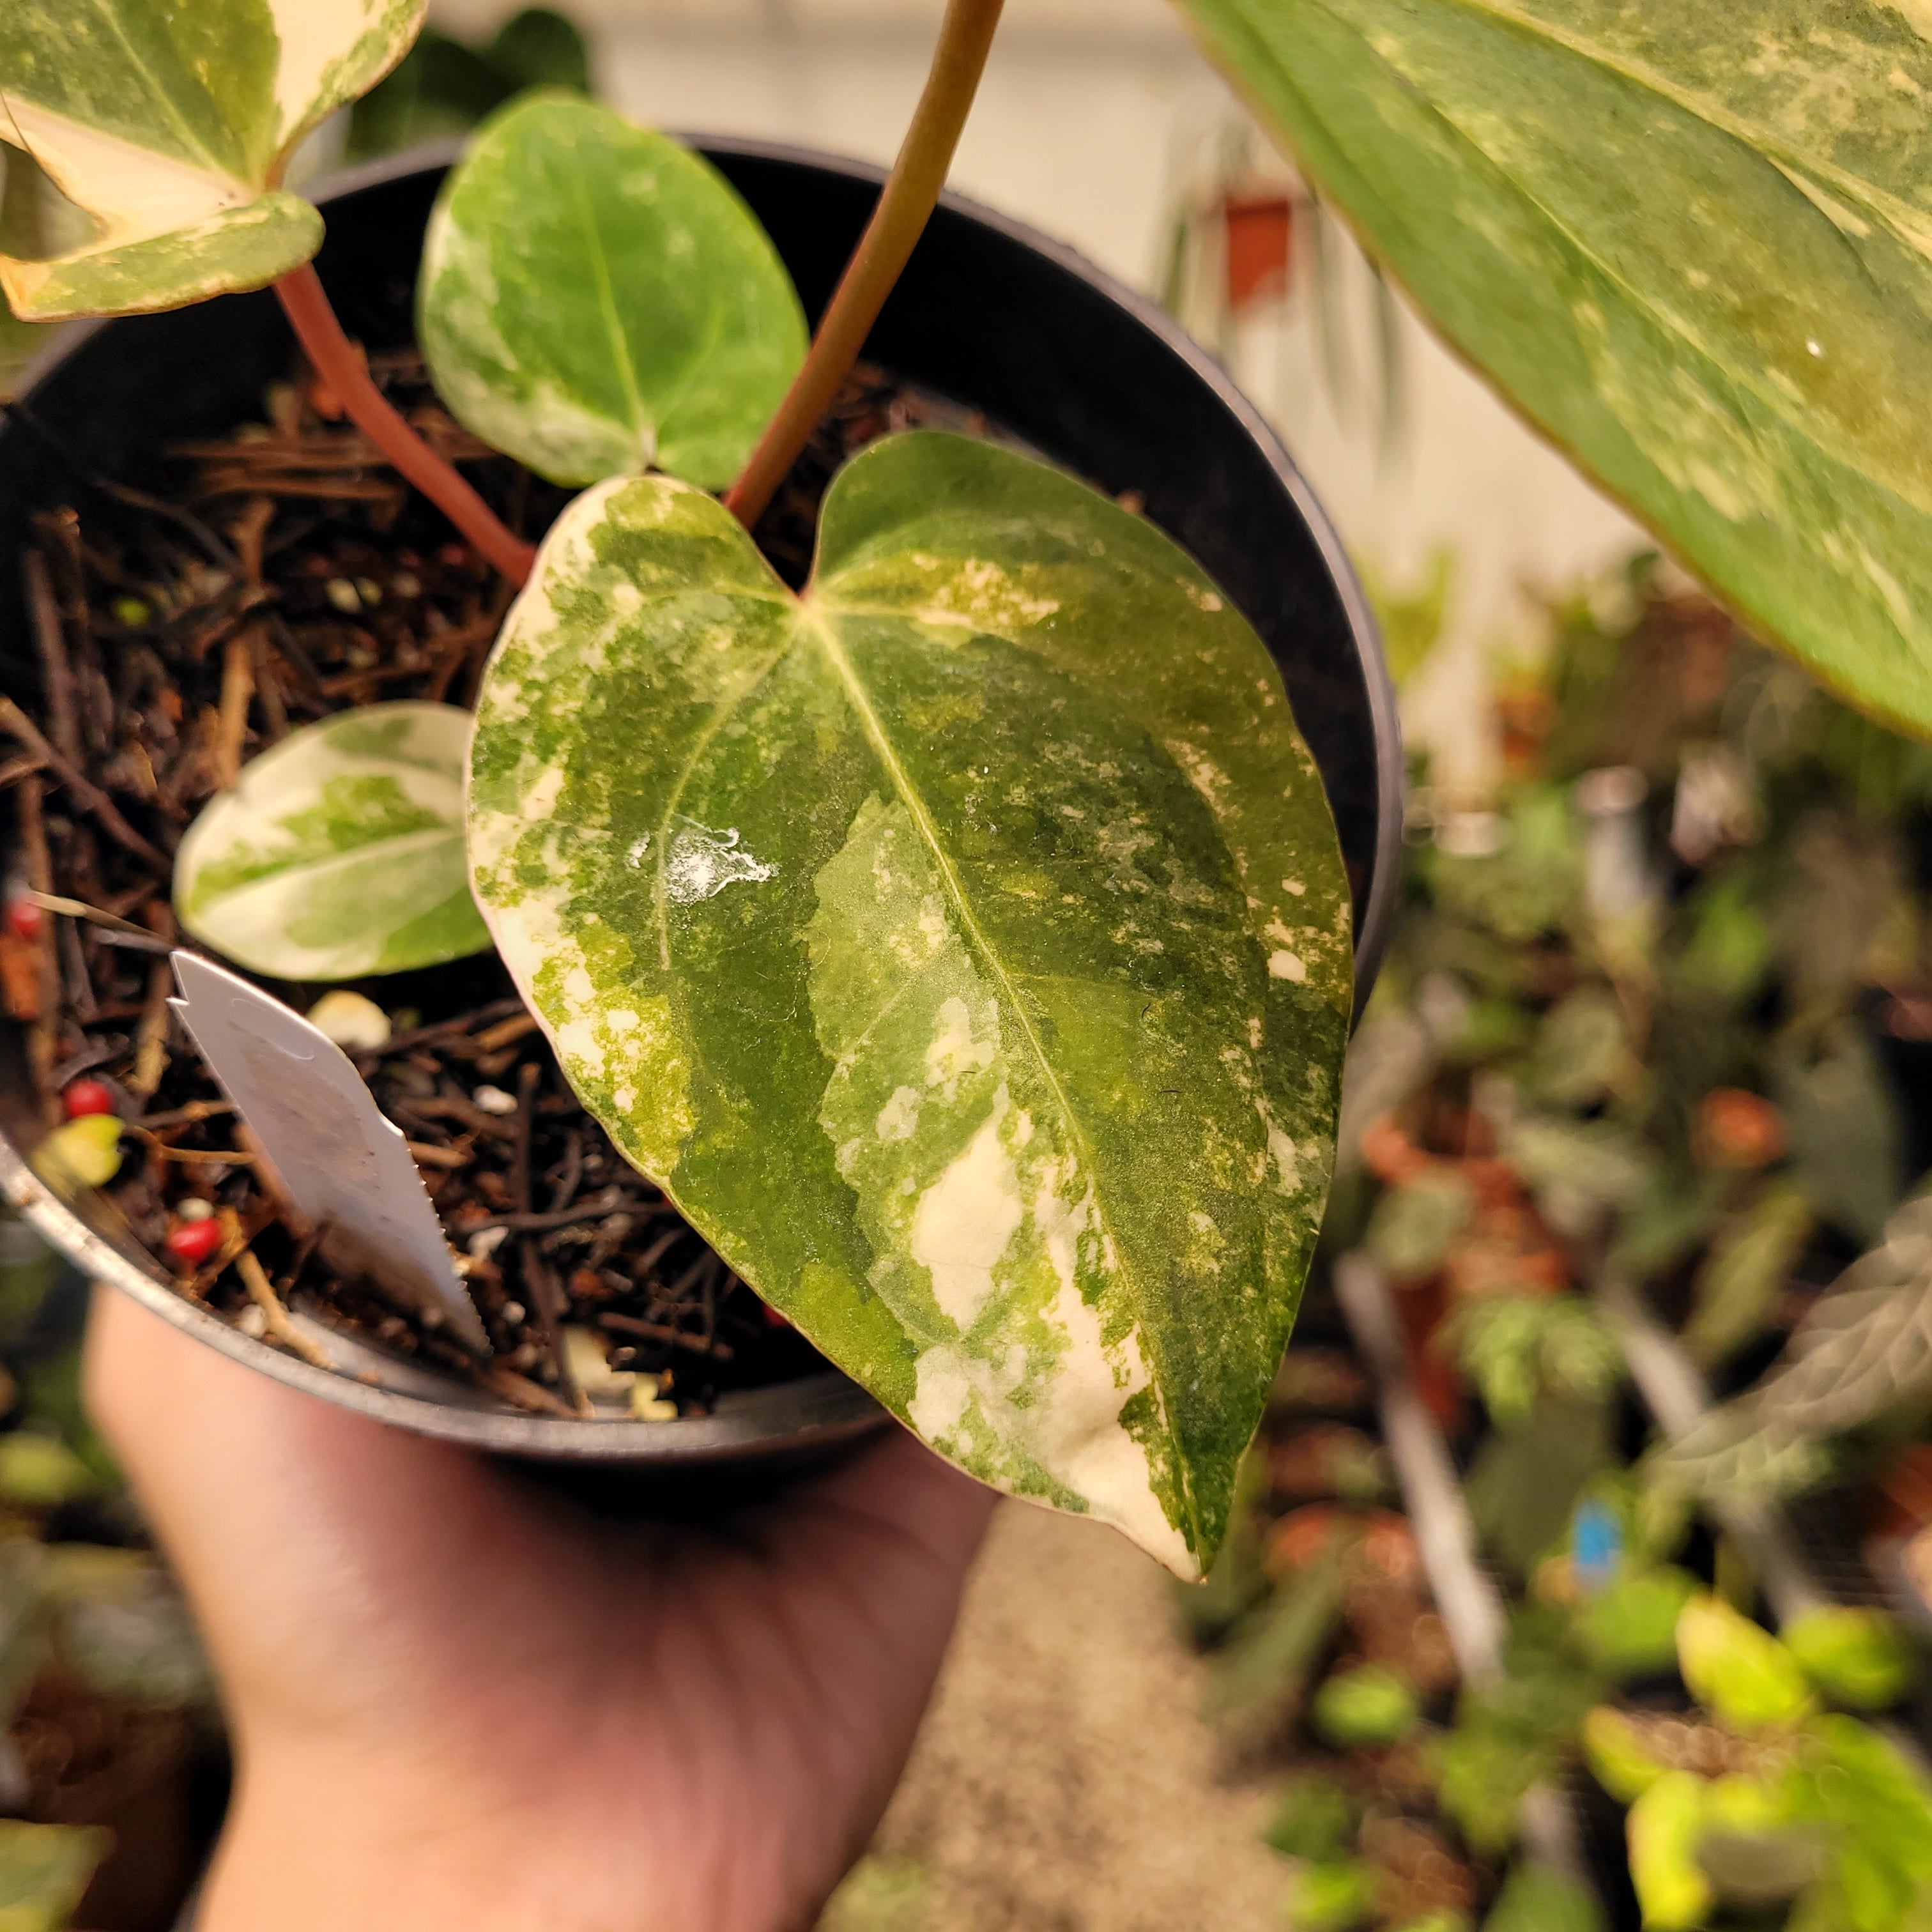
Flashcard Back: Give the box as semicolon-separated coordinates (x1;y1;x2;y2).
1438;0;1932;256
1271;0;1932;540
196;821;457;912
88;0;234;180
797;594;1204;1554
566;139;650;463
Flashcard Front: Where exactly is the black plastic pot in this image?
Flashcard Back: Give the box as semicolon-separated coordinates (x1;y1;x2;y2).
0;141;1401;1466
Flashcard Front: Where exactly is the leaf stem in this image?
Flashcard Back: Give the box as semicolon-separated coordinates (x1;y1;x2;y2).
273;265;537;585
723;0;1006;530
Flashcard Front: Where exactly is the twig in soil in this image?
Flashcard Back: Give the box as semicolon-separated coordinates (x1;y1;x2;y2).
405;1139;471;1171
261;613;326;706
23;549;80;768
547;1130;584;1214
135;1099;233;1133
229;496;275;585
26;893;171;951
91;480;240;572
463;1192;644;1235
0;700;166;872
348;997;526;1068
184;1204;277;1301
54;914;95;1022
273;266;536;584
126;956;174;1100
213;630;255;790
249;627;289;743
507;1060;586;1411
236;1249;334;1370
49;1040;123;1089
598;1311;735;1361
482;1364;577;1419
14;779;60;1117
130;1134;249;1166
509;1060;537;1219
473;1011;539;1054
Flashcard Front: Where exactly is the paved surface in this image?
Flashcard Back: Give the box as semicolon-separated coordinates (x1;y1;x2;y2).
850;1499;1287;1932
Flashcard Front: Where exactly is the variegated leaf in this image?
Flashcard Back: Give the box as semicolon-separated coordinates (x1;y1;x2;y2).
174;701;489;981
1175;0;1932;736
0;0;424;319
468;431;1352;1576
419;92;806;489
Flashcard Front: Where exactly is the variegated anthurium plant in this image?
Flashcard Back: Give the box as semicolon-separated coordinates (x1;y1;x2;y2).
8;0;1931;1571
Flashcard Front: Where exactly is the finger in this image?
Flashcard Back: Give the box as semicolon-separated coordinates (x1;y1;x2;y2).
799;1423;998;1579
82;1285;542;1703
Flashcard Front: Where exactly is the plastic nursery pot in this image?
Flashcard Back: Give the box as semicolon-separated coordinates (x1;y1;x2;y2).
0;141;1401;1469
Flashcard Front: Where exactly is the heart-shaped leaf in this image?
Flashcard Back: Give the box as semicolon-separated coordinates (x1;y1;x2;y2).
419;92;808;489
468;430;1352;1576
1175;0;1932;736
175;700;489;981
0;0;424;320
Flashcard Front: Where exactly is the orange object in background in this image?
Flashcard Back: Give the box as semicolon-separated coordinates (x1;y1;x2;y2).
1222;190;1294;310
1695;1087;1786;1170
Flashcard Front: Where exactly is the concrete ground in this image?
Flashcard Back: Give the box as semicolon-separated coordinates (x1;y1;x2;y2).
824;1499;1289;1932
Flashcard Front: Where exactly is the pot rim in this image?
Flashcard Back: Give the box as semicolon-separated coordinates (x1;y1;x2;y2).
1;136;1400;1463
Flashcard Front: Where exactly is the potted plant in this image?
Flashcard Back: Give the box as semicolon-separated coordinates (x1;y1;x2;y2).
0;0;1397;1582
0;0;1913;1581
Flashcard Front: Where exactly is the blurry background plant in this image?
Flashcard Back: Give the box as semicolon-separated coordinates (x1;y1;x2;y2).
1183;539;1932;1931
1158;111;1408;475
0;1225;219;1931
345;7;593;159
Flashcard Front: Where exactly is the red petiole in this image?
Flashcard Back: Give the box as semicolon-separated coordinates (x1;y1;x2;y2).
273;264;537;586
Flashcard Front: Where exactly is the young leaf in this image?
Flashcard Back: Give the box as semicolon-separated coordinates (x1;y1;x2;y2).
1783;1607;1915;1713
1312;1662;1422;1748
1675;1594;1814;1733
1625;1772;1713;1932
1175;0;1932;737
1582;1706;1672;1805
420;92;808;489
175;700;489;981
1482;1865;1606;1932
1681;1184;1813;1369
0;0;425;319
468;429;1353;1577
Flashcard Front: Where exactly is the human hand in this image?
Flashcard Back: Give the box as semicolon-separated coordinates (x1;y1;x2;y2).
82;1285;995;1932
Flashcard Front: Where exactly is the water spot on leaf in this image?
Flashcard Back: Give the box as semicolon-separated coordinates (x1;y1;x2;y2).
662;820;776;903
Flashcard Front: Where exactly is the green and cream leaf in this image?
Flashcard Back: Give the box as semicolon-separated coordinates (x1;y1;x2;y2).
467;431;1351;1576
418;92;808;489
0;0;425;319
174;700;490;981
1174;0;1932;736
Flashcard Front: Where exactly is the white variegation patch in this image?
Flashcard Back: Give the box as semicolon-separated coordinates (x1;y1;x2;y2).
0;0;425;318
174;700;488;980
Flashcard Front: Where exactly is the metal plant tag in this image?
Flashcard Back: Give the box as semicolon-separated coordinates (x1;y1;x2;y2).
169;952;488;1354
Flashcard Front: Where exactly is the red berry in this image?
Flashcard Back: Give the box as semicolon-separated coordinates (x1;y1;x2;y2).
61;1078;114;1120
436;541;473;569
762;1302;791;1330
164;1218;224;1268
6;898;42;942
